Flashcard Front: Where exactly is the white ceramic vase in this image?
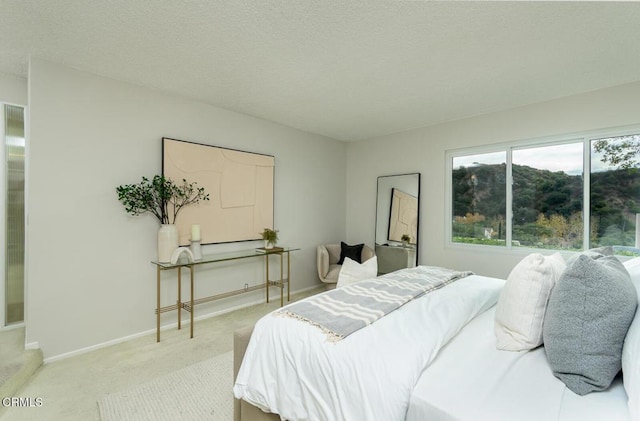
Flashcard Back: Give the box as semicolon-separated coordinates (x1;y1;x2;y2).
158;224;179;263
264;240;273;249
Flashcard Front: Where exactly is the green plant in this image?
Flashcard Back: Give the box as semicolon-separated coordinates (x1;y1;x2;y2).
116;175;210;224
260;228;278;244
401;234;411;242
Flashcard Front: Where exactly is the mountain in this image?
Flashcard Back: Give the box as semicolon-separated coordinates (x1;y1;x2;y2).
452;164;640;247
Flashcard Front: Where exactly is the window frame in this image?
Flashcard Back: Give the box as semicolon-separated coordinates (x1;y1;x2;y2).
445;124;640;253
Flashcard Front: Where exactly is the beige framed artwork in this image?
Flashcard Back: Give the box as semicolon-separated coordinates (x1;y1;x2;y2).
162;138;275;246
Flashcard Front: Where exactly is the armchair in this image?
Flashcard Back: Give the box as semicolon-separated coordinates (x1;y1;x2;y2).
317;243;375;290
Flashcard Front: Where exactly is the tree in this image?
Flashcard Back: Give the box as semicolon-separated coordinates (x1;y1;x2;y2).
593;135;640;169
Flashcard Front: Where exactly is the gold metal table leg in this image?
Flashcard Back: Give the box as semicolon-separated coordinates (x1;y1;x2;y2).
265;254;270;303
287;251;291;302
156;266;161;343
280;252;284;307
190;266;194;339
177;267;182;330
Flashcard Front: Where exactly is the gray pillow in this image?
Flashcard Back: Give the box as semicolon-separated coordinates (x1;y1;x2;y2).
543;254;637;395
565;245;613;266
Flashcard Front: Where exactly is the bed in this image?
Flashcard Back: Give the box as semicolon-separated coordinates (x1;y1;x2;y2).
406;307;630;421
233;258;640;421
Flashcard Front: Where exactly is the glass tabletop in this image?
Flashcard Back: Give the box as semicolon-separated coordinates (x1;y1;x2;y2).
151;246;300;268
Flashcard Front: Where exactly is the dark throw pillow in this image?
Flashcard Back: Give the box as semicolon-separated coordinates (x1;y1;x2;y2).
543;254;637;395
337;242;364;265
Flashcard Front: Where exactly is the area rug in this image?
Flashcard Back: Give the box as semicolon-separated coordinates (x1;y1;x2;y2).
98;351;233;421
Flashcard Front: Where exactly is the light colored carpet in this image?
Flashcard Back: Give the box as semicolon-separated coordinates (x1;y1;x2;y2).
98;351;232;421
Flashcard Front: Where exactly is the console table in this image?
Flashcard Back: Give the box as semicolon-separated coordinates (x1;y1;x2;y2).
151;246;299;342
375;244;417;275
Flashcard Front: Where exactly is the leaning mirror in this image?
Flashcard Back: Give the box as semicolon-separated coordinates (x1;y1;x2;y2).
375;173;420;275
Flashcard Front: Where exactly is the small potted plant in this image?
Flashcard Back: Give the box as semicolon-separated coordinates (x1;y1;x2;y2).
261;228;279;249
401;234;411;248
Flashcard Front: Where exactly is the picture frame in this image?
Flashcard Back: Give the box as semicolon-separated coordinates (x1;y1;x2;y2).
162;137;275;246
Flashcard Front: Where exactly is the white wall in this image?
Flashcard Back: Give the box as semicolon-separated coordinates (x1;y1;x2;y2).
0;72;27;105
27;59;346;359
346;81;640;279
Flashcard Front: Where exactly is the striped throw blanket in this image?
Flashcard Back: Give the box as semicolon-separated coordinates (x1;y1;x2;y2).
277;265;472;341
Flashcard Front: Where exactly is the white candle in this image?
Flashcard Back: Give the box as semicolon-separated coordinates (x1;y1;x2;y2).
191;224;201;241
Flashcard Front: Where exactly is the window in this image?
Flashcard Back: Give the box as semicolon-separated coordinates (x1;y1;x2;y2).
590;135;640;253
452;152;506;246
448;130;640;255
512;142;583;250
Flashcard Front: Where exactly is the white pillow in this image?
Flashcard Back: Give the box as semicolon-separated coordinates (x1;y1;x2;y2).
622;259;640;420
495;252;566;351
337;256;378;288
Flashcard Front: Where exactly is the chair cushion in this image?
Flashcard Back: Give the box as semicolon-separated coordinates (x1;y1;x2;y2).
324;264;342;283
338;242;364;264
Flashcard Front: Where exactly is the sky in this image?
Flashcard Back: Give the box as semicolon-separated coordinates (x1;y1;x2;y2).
453;141;618;175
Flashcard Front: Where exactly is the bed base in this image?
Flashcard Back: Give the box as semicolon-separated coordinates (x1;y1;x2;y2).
234;325;281;421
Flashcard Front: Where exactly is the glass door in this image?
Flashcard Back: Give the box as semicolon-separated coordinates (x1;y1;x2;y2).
4;104;25;325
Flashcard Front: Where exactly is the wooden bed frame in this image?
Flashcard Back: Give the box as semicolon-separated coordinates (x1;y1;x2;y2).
234;325;280;421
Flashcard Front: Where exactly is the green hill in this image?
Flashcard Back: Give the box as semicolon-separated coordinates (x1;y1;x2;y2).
452;164;640;249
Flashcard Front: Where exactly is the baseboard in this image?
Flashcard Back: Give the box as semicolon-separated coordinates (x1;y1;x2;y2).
287;284;322;297
25;341;39;351
42;284;322;364
0;322;25;332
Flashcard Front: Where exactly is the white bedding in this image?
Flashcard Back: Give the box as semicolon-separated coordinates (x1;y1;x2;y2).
406;307;630;421
234;274;504;421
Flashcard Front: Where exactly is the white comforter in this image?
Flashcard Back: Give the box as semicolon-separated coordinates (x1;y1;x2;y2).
233;274;505;421
406;307;630;421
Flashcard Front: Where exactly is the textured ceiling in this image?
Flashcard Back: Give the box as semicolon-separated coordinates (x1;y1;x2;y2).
2;1;640;141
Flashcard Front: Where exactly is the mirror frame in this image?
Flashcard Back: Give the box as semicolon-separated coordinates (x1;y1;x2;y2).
375;172;420;267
